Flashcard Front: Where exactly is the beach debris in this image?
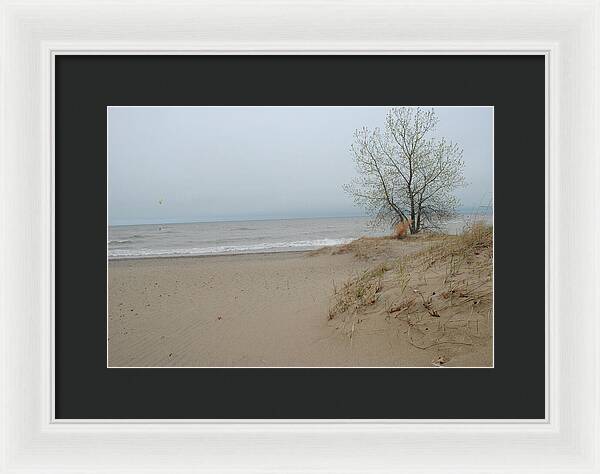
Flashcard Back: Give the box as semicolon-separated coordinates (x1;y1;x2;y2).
388;298;415;314
217;316;222;321
432;355;450;367
413;289;440;317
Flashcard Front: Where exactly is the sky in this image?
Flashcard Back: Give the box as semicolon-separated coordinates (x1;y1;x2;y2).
108;106;493;226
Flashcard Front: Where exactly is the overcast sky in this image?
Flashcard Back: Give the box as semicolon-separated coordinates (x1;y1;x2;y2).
108;106;493;226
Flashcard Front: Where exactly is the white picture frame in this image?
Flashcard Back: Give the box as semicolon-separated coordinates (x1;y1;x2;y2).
1;0;598;472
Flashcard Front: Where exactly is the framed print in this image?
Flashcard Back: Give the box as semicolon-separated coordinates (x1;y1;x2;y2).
1;1;599;473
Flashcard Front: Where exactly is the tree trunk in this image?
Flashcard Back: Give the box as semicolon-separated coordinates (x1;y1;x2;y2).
409;197;416;234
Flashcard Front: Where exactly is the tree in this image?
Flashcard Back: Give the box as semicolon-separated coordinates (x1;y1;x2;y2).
344;107;465;234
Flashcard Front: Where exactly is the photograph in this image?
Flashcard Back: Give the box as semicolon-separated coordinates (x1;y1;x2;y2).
7;0;594;468
107;105;493;368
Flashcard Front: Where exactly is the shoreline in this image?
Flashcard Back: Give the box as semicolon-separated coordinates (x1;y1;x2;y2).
107;247;318;262
108;214;494;262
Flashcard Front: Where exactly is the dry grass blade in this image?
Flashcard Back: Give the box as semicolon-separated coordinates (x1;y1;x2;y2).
328;262;390;319
413;289;440;317
388;298;415;314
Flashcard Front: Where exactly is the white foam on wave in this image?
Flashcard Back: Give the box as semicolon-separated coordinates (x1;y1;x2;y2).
107;238;354;259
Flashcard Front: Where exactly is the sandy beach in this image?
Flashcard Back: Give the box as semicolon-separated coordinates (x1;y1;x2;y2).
108;232;493;368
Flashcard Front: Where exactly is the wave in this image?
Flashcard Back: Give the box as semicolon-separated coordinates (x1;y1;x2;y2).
107;238;354;259
108;239;133;244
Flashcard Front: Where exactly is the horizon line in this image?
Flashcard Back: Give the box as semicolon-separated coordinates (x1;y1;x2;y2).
108;208;492;227
108;214;369;227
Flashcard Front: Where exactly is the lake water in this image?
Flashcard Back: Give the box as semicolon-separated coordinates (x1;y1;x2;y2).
108;213;492;259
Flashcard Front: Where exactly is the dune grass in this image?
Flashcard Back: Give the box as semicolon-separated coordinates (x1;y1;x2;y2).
328;262;390;319
328;221;493;322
